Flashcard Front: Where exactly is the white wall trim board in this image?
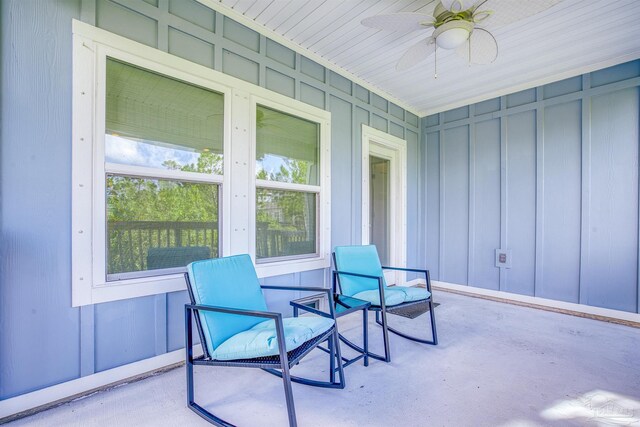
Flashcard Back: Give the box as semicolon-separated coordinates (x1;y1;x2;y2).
405;279;640;326
195;0;420;117
0;347;202;421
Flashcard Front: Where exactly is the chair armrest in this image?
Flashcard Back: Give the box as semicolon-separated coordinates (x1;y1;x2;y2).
380;266;432;292
333;270;383;280
261;285;334;317
261;285;331;298
185;303;281;320
381;266;428;274
290;299;333;319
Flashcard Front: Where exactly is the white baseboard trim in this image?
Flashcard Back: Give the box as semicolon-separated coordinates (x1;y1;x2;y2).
405;279;640;326
0;346;202;421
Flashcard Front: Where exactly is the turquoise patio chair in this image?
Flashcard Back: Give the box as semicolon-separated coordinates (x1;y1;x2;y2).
184;254;344;427
333;245;438;362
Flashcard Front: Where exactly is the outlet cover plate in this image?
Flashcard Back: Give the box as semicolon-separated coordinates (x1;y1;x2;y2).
495;249;512;269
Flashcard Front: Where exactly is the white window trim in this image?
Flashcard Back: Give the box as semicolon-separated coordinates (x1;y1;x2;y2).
71;20;331;306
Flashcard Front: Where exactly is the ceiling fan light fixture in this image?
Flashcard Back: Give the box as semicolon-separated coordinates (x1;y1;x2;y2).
436;27;470;49
433;20;474;49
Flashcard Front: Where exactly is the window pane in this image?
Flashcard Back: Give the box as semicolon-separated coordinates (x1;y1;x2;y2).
256;105;319;185
106;175;219;278
256;189;317;259
105;58;224;174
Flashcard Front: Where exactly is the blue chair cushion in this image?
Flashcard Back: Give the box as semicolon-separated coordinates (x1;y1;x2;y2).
352;288;406;307
352;286;431;307
334;245;386;296
211;316;335;361
396;286;431;302
187;255;268;356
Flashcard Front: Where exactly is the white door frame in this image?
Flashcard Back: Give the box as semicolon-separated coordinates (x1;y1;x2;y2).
361;125;407;284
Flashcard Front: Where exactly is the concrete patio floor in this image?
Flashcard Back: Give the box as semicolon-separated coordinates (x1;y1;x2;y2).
8;291;640;426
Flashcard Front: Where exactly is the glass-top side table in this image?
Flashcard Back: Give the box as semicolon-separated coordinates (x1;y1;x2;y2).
291;294;371;368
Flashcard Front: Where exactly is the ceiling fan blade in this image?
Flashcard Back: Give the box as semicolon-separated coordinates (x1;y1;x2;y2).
361;13;435;32
472;0;563;30
456;28;497;64
396;36;436;71
441;0;470;13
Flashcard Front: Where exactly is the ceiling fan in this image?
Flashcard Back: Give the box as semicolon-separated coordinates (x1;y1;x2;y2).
362;0;563;77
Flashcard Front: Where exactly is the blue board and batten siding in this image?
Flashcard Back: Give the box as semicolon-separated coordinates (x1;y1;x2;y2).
423;61;640;314
0;0;420;400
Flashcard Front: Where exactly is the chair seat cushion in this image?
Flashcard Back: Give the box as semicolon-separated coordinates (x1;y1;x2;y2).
211;316;334;361
396;286;431;302
352;287;431;307
352;288;406;307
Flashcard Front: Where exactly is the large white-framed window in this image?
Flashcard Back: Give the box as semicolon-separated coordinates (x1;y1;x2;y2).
250;97;331;277
72;21;331;306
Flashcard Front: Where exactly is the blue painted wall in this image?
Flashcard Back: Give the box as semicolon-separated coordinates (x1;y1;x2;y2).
422;61;640;314
0;0;420;401
1;0;83;402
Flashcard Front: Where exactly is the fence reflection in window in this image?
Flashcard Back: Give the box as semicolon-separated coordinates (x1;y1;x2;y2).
106;175;219;279
256;188;317;260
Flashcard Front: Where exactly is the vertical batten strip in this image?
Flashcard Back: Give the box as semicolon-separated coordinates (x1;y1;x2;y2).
468;105;476;287
417;125;425;270
499;96;508;291
154;294;168;355
213;11;224;71
534;87;544;297
157;0;169;52
438;113;446;280
351;102;358;245
634;79;640;314
421;120;427;270
294;50;301;101
579;73;591;306
258;34;267;86
81;0;96;25
79;306;95;377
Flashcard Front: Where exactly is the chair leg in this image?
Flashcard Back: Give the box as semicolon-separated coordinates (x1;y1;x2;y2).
429;299;438;345
280;362;297;427
375;310;392;363
185;308;195;410
332;328;346;388
363;308;369;367
185;307;236;427
329;331;335;384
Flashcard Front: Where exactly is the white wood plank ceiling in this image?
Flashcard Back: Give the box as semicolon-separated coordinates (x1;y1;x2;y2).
203;0;640;116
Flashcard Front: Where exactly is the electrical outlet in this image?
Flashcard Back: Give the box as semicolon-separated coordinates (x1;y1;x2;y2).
495;249;512;268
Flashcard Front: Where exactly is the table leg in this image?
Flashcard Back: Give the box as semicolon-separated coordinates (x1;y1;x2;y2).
363;308;369;367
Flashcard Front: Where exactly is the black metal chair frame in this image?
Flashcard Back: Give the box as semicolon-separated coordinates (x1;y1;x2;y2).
185;274;345;427
332;255;438;363
291;293;372;369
